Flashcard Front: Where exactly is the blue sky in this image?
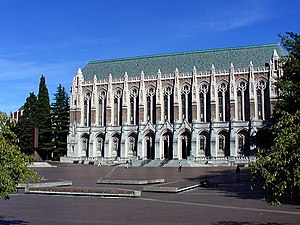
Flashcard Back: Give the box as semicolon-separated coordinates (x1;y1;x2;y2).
0;0;299;114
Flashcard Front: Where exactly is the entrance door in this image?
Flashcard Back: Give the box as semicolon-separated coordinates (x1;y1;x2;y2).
181;132;191;159
163;134;173;159
182;138;187;159
146;134;155;159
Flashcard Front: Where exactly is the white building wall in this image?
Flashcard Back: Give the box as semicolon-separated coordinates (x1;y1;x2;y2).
67;63;278;163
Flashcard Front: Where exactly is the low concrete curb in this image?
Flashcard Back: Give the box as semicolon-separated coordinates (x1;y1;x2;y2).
28;162;56;168
25;187;141;198
18;180;73;190
97;178;165;185
143;183;200;193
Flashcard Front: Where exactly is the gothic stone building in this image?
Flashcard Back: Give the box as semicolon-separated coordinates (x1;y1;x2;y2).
66;44;285;165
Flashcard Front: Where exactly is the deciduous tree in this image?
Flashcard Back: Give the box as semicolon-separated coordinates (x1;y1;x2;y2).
251;32;300;205
0;112;40;199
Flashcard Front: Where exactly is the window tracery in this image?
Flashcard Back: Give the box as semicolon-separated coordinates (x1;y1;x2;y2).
114;89;122;125
146;86;156;123
236;80;247;121
180;84;191;121
98;90;106;126
199;82;209;122
130;88;138;125
163;85;173;122
84;91;92;126
217;81;229;122
256;79;267;120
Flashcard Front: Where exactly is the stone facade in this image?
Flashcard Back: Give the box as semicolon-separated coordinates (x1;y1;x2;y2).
66;44;284;164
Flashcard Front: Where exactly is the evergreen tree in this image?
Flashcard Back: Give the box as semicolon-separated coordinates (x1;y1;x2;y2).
51;84;69;160
251;32;300;205
35;75;52;159
15;93;37;155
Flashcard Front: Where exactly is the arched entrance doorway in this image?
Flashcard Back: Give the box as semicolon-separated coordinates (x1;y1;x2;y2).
218;130;230;157
96;133;105;157
237;130;250;156
111;133;121;158
162;132;173;159
81;133;90;157
180;131;191;159
199;131;210;157
128;133;138;157
145;132;155;160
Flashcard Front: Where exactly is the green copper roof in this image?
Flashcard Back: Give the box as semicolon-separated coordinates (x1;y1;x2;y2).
82;44;286;81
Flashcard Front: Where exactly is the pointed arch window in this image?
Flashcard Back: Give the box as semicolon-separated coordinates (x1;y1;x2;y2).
217;82;229;122
200;93;204;121
256;79;269;120
236;80;247;121
164;85;173;123
237;90;243;120
257;89;263;119
130;88;139;125
84;92;92;126
98;90;106;126
182;94;186;119
164;95;169;121
181;84;191;122
146;87;156;124
113;89;122;126
199;82;209;122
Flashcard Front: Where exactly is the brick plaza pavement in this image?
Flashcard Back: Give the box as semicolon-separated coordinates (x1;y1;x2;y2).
0;162;299;225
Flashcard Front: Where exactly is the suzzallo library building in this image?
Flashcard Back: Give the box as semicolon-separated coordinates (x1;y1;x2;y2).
63;44;285;166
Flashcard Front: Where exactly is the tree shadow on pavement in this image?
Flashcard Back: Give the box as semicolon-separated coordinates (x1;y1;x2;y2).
186;167;265;200
212;221;284;225
0;216;29;225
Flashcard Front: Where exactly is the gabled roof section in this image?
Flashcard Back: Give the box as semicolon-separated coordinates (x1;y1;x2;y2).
82;43;286;81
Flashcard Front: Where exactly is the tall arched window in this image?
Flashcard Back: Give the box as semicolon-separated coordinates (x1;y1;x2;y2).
164;94;169;121
256;79;269;120
236;80;247;121
217;82;229;122
84;92;92;126
257;89;263;119
130;88;139;125
200;93;204;121
164;85;173;123
182;94;186;119
180;84;191;122
237;90;243;120
199;82;210;122
113;89;122;126
98;90;106;126
146;87;156;124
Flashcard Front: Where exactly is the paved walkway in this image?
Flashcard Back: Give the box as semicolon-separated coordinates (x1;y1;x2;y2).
0;162;299;225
